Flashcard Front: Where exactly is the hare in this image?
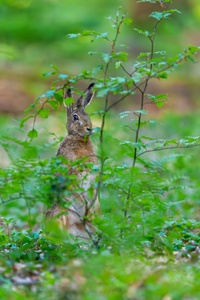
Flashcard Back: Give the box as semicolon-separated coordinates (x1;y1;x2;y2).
46;83;100;239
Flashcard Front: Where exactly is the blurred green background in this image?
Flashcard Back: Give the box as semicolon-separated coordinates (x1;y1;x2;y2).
0;0;200;169
0;0;199;112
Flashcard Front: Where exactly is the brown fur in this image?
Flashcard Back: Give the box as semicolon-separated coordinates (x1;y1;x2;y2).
57;135;97;163
46;83;100;239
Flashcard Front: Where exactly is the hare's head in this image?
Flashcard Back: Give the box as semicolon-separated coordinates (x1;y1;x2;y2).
64;83;95;138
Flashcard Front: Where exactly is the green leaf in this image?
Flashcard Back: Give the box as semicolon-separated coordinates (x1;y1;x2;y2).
113;51;128;62
163;139;178;146
64;97;74;106
110;77;126;84
187;45;200;55
28;129;38;139
70;30;109;42
92;65;103;75
179;136;200;146
132;142;145;149
147;94;168;108
46;90;55;98
167;9;181;15
159;72;168;79
47;100;58;110
150;12;163;20
137;52;150;59
49;64;59;71
37;90;55;99
123;18;133;25
39;108;50;118
150;9;181;21
186;136;200;143
67;33;81;38
58;73;68;80
42;71;56;78
20;115;34;128
115;61;121;69
141;135;155;141
90;32;108;41
102;53;112;63
96;88;109;98
134;28;150;37
119;111;133;118
88;51;98;56
54;92;63;104
82;30;98;36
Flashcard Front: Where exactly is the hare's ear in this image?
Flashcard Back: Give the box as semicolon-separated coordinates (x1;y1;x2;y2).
63;87;73;116
76;83;95;109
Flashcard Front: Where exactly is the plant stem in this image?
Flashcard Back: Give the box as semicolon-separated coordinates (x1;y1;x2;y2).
124;19;161;217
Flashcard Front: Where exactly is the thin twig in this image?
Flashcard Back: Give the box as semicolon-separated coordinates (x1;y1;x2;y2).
0;195;34;205
137;144;200;158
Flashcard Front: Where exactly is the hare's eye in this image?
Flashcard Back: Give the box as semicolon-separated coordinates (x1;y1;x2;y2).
73;114;79;121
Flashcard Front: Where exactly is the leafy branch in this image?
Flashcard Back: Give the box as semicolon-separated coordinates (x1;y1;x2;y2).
137;139;200;158
122;11;164;216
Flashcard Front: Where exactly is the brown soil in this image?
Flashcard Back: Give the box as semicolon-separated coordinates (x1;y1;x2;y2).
0;78;33;114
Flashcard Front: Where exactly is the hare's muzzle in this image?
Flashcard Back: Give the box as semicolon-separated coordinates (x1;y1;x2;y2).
86;127;92;135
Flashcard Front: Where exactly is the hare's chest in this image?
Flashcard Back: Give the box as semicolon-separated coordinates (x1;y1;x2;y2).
57;138;97;163
74;145;97;164
77;170;96;191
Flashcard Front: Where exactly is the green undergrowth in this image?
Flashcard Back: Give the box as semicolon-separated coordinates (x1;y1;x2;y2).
0;111;200;299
